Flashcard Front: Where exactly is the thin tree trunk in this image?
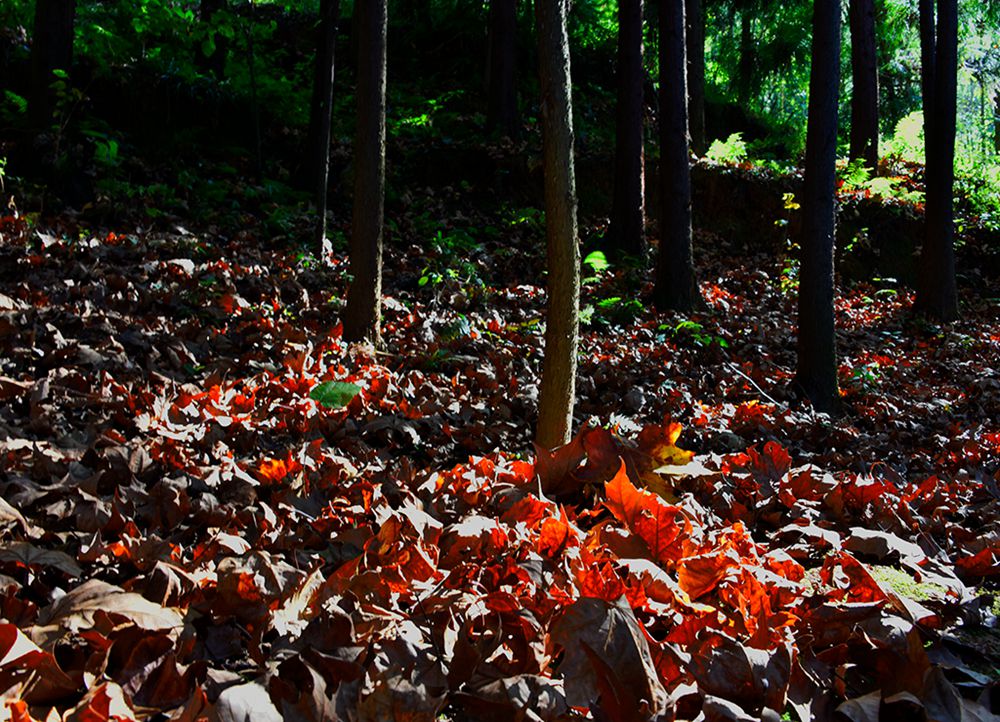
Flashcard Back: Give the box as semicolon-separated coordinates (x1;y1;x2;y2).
486;0;519;138
654;0;696;312
919;0;935;147
343;0;387;344
994;91;1000;154
535;0;580;449
29;0;75;128
796;0;841;414
309;0;340;251
737;9;753;108
848;0;879;172
607;0;645;258
916;0;958;320
686;0;706;155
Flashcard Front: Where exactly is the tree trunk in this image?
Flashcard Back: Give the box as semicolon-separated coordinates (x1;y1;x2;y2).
29;0;75;128
196;0;228;79
343;0;387;344
308;0;340;251
795;0;841;414
994;90;1000;154
919;0;935;146
607;0;645;258
486;0;519;138
535;0;580;449
686;0;706;155
737;9;753;108
653;0;696;312
916;0;958;321
848;0;878;172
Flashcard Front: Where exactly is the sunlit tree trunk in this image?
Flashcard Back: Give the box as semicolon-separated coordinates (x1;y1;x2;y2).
686;0;707;155
795;0;841;414
654;0;696;312
308;0;340;251
486;0;519;138
344;0;387;344
29;0;75;128
848;0;878;172
607;0;645;258
916;0;958;320
535;0;580;449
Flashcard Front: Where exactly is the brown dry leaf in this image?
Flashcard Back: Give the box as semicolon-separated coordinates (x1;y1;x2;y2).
32;580;184;648
835;689;882;722
208;679;282;722
453;675;568;722
843;528;925;562
0;376;32;402
0;498;38;537
357;673;445;722
0;542;83;578
551;596;667;715
269;656;340;722
690;631;792;714
62;681;136;722
533;429;586;496
0;624;42;668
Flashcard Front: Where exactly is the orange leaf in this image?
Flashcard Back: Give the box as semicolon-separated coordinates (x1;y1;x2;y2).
678;549;739;600
604;462;689;567
637;420;695;468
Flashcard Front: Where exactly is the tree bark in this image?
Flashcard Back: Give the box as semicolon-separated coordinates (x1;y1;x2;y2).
535;0;580;449
994;91;1000;154
29;0;75;128
486;0;519;138
848;0;878;172
737;9;753;108
653;0;696;312
919;0;935;148
607;0;645;258
686;0;707;155
916;0;958;321
308;0;340;251
795;0;841;414
343;0;387;344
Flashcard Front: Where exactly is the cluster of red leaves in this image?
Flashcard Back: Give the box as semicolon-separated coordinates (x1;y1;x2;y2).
0;213;997;721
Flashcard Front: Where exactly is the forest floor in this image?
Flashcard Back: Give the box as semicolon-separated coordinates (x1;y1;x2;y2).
0;170;998;721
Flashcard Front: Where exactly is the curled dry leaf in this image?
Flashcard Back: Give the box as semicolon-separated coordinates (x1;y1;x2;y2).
32;580;184;648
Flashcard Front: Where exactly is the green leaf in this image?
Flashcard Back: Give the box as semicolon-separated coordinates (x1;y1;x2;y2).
309;381;362;408
583;250;610;274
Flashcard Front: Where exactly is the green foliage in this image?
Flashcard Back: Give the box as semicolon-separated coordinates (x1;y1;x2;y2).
837;158;923;204
0;91;27;125
581;296;644;328
310;380;362;409
665;319;728;348
884;111;925;163
582;250;610;284
568;0;618;51
705;133;748;165
419;227;483;288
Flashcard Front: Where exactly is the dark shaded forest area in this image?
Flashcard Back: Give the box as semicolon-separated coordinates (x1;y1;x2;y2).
0;0;999;720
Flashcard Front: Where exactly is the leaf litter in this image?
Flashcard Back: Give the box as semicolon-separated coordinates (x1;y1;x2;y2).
0;207;997;721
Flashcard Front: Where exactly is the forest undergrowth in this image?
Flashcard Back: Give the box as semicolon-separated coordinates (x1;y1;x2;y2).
0;180;997;720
